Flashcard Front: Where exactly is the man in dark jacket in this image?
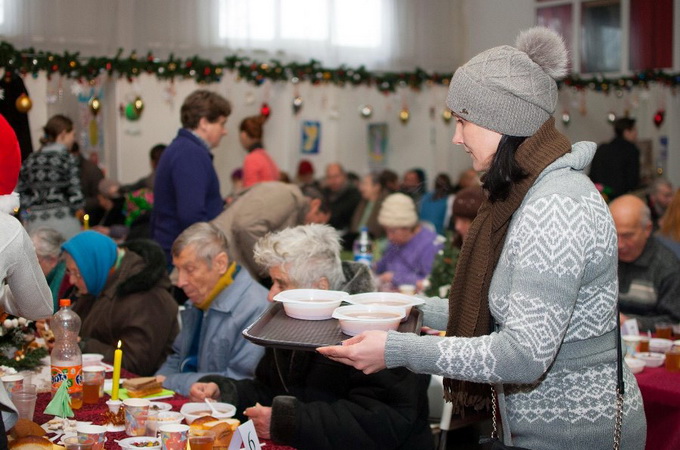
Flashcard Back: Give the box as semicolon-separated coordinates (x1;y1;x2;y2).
188;224;433;450
589;117;641;199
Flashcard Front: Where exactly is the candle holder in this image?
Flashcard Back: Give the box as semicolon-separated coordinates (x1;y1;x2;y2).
104;399;125;432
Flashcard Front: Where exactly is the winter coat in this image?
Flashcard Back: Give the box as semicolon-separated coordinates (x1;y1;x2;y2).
75;239;179;376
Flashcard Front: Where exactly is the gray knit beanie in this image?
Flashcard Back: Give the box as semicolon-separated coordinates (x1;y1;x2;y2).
378;193;418;228
446;27;568;136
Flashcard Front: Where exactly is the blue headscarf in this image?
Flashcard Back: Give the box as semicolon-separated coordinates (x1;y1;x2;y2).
62;231;118;296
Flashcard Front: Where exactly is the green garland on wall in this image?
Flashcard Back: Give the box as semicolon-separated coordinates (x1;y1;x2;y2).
1;41;679;93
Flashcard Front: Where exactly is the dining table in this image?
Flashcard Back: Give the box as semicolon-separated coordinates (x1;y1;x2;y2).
634;364;680;450
26;366;295;450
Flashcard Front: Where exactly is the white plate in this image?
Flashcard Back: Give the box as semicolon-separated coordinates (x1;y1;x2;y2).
149;401;173;411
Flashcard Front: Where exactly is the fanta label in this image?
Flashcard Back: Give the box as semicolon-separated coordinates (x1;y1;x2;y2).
51;364;83;394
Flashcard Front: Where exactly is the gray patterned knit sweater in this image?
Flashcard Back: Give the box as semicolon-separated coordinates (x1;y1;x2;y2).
385;142;646;450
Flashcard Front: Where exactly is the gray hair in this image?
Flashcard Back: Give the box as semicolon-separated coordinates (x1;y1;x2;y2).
253;224;345;290
650;177;672;195
30;227;65;259
172;222;229;267
639;202;652;228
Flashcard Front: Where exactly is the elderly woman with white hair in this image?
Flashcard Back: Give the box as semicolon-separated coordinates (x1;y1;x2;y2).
30;227;72;311
189;224;434;450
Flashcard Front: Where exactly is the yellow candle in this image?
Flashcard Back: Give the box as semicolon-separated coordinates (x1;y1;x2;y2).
111;340;123;401
83;214;90;230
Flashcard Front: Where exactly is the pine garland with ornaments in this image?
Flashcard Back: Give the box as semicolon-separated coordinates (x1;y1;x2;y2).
0;313;48;372
1;40;679;94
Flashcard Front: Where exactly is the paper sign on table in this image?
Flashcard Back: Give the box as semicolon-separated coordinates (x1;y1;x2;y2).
228;420;262;450
621;318;640;337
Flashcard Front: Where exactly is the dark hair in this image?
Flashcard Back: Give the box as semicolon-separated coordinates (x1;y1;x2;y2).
301;185;331;214
482;135;528;202
407;168;426;185
239;115;266;140
613;117;636;138
41;114;73;145
379;169;399;192
149;144;166;163
433;173;453;200
180;90;232;129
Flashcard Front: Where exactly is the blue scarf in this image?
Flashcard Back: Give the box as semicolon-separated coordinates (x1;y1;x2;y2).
62;231;118;296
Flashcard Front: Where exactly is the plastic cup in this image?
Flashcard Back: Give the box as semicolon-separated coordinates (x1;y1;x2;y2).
124;398;151;436
1;374;24;394
622;335;642;357
159;423;189;450
189;429;215;450
665;348;680;372
63;436;95;450
398;284;416;295
76;423;107;450
656;322;673;339
639;336;650;353
82;365;105;403
12;383;37;421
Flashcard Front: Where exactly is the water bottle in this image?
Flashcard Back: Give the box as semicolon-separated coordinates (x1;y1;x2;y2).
50;298;83;409
353;227;373;266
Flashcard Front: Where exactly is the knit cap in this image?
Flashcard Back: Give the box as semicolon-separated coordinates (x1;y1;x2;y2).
452;186;484;220
446;26;568;136
378;193;418;228
297;159;314;176
0;113;21;213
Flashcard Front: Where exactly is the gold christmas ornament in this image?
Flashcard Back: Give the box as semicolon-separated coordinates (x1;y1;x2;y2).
133;96;144;114
15;93;32;113
89;96;101;116
442;109;453;123
399;108;410;124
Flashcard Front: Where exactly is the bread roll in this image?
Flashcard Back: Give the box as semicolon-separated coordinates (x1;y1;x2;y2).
9;419;46;439
211;422;235;449
189;415;218;430
8;435;52;449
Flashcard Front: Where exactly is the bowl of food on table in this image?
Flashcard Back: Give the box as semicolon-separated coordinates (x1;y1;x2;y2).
346;292;424;321
624;357;645;374
635;352;666;368
649;338;673;354
273;289;349;320
117;436;162;449
332;304;405;336
180;402;236;424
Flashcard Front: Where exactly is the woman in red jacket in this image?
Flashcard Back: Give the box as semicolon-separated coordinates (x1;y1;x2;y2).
239;115;280;187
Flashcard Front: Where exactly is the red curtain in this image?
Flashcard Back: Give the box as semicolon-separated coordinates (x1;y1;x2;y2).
629;0;673;70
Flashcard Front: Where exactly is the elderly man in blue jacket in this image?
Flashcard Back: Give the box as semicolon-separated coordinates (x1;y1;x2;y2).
155;222;269;395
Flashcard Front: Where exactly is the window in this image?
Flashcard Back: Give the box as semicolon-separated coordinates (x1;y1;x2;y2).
536;0;674;73
218;0;385;61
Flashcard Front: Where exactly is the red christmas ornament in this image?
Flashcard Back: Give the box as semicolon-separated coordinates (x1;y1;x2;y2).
260;103;271;118
653;109;665;128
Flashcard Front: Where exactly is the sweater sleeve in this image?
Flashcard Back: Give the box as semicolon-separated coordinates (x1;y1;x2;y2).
385;195;589;384
0;217;53;320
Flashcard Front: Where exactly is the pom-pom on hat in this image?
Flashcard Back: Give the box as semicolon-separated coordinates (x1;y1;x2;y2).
378;193;418;228
0;113;21;213
446;26;568;137
452;186;485;220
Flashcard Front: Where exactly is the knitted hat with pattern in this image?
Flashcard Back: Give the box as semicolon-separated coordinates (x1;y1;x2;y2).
0;113;21;213
446;27;568;136
378;193;418;228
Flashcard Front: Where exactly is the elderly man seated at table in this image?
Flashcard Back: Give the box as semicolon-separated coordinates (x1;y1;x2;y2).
63;231;179;376
609;195;680;331
155;222;269;396
188;224;433;450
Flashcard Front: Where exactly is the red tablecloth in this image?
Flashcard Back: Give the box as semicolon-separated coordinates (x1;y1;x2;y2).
30;369;295;449
634;366;680;450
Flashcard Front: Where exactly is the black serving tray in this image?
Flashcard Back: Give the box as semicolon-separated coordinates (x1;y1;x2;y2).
243;301;423;351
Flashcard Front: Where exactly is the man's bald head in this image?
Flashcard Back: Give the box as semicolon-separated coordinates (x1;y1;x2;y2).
609;195;652;263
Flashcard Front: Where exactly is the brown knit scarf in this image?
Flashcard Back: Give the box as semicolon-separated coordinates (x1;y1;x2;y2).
443;118;571;413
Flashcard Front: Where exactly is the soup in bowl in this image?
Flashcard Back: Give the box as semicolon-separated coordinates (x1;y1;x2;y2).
346;292;424;321
332;305;405;336
273;289;349;320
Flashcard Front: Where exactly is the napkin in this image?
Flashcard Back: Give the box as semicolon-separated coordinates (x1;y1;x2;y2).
43;382;74;418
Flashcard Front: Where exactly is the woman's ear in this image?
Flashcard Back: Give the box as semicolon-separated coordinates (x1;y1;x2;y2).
314;277;330;290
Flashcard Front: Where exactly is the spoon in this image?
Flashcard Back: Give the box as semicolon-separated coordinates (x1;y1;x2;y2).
204;398;220;416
